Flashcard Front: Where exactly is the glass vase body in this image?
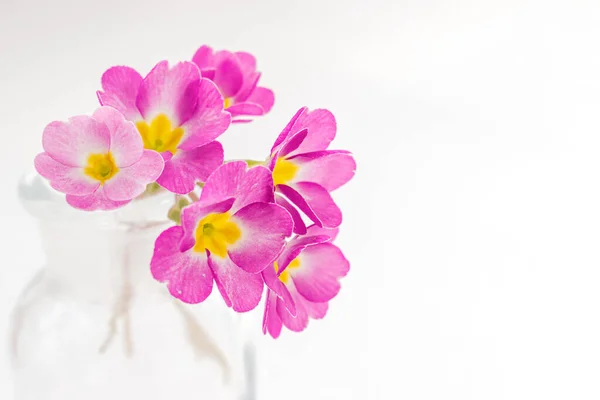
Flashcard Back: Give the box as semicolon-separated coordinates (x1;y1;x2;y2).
10;174;255;400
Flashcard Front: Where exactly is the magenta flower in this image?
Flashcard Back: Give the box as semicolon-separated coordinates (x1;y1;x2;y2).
262;225;349;338
151;161;293;312
267;107;356;234
97;61;230;194
192;45;274;122
34;107;164;211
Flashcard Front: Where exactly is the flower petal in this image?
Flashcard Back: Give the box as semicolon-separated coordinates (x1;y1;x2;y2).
136;61;201;126
261;262;296;316
278;129;308;159
275;195;307;235
290;150;356;191
42;116;111;167
305;224;339;241
66;186;130;211
151;226;214;304
198;160;244;202
286;108;337;157
201;68;216;80
276;282;309;333
229;202;293;273
103;150;164;201
291;242;349;303
277;234;330;274
34;153;99;196
213;275;232;308
306;301;328;320
277;182;342;228
263;289;283;338
97;66;143;122
232;50;269;108
179;197;236;252
212;52;244;98
234;51;257;72
231;51;259;104
92;106;143;167
270;107;307;155
200;161;274;213
232;165;275;210
245;87;275;114
233;72;260;104
156;141;224;194
227;102;265;117
208;254;264;312
192;45;216;70
179;78;231;150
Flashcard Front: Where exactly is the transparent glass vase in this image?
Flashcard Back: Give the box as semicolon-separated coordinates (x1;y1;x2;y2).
9;173;255;400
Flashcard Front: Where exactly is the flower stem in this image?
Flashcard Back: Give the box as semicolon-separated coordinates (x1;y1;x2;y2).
172;299;231;384
138;182;163;199
244;159;265;167
99;235;134;357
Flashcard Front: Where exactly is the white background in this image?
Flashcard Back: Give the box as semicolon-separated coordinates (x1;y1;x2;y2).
1;0;600;398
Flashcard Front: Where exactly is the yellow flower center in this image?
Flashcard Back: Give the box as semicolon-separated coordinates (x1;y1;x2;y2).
272;157;298;186
193;212;241;257
136;114;184;154
275;258;301;284
84;152;119;183
223;97;233;109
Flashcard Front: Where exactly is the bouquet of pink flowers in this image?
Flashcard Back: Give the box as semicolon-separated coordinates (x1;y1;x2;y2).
34;45;356;338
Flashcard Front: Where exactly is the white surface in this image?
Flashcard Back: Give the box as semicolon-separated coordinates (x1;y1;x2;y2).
1;0;600;398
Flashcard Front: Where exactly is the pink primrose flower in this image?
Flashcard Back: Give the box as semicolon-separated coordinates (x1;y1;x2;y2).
151;161;293;312
192;45;274;122
34;106;164;211
97;61;230;194
262;225;349;338
267;107;356;234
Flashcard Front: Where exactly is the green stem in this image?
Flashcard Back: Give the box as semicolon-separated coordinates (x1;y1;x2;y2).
243;159;265;167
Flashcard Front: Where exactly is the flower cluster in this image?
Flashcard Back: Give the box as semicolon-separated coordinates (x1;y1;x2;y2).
34;45;355;338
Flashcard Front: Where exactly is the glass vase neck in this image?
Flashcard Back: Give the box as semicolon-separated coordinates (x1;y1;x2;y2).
19;172;174;303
